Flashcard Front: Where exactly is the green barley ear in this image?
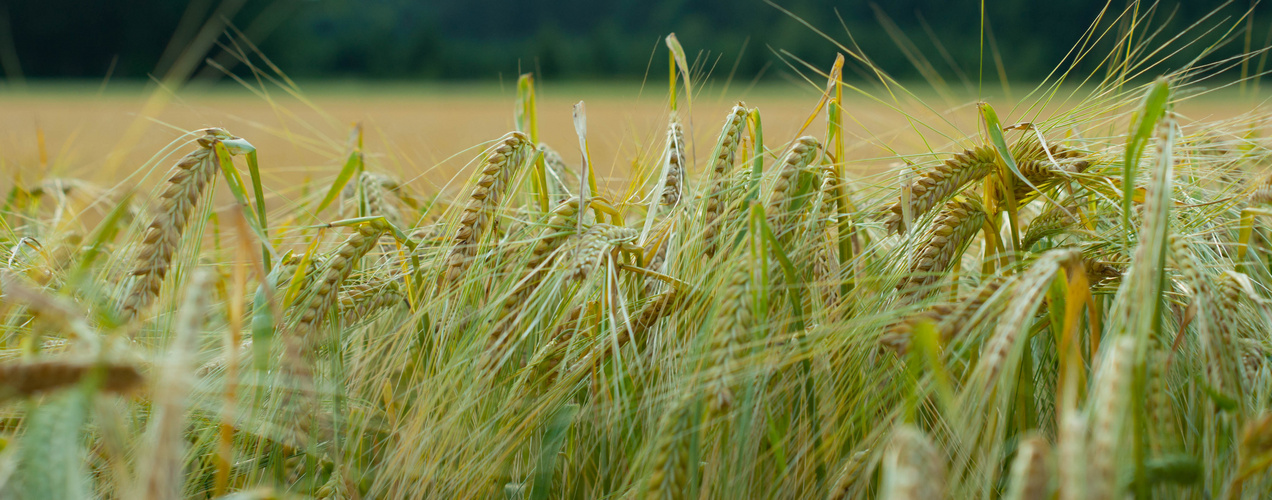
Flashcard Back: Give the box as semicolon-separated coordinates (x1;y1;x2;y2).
702;103;749;256
1087;336;1137;500
826;450;870;500
644;395;696;500
1022;202;1079;250
764;136;821;235
657;117;687;209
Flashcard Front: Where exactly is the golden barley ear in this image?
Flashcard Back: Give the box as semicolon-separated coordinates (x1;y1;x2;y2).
895;197;987;299
119;128;250;322
764;136;821;235
884;145;996;234
444;131;533;284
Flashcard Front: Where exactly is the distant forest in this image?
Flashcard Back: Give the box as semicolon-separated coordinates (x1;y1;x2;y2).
2;0;1267;83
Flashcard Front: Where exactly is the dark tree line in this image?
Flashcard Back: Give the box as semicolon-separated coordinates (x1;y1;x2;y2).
1;0;1266;83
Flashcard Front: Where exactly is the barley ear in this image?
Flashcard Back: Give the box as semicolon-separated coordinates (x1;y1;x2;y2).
120;128;250;322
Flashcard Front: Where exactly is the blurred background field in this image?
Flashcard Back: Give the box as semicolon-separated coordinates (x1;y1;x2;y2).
3;81;1267;201
4;0;1271;197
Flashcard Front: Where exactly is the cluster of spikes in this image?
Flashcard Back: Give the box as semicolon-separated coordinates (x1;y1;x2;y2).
5;33;1272;499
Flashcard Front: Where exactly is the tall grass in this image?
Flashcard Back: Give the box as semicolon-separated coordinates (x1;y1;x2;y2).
2;2;1272;498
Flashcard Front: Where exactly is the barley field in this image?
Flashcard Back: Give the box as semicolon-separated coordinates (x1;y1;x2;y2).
4;6;1272;500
